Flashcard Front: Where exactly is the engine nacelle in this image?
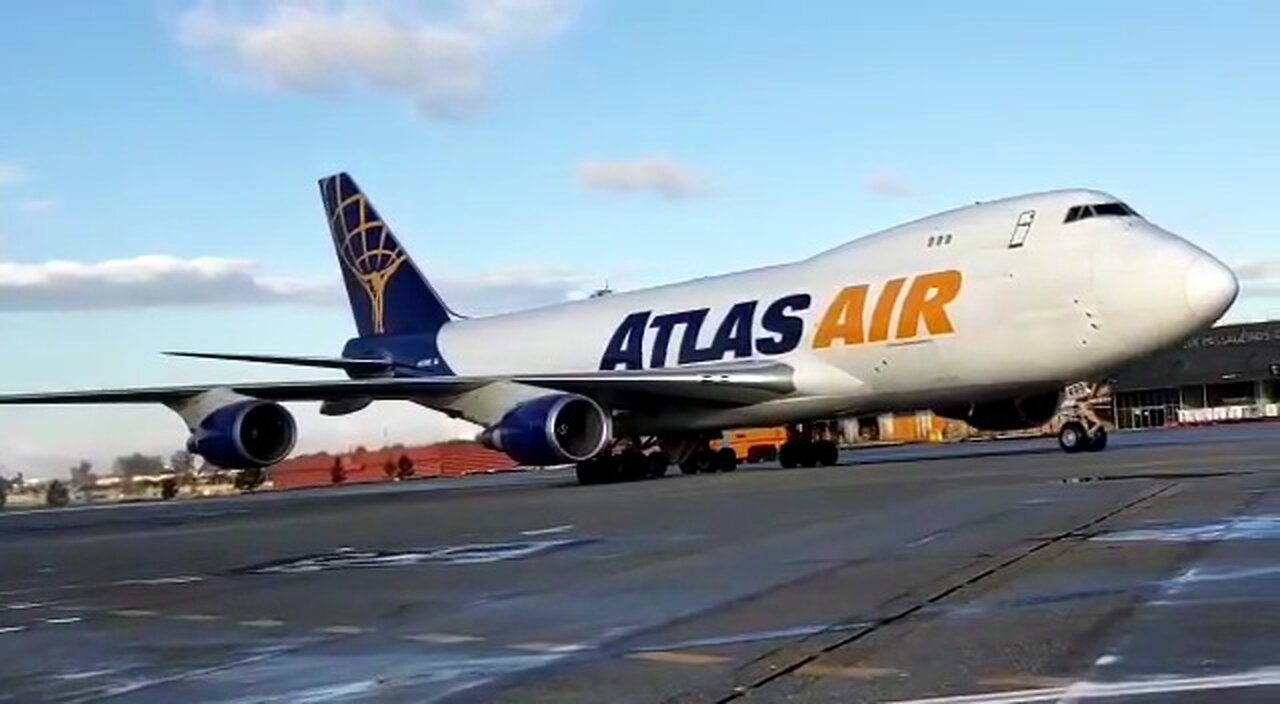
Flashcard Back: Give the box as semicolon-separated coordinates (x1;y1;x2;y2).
934;391;1062;431
478;394;611;466
187;400;297;469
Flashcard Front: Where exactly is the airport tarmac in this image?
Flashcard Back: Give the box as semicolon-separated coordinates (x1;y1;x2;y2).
1;424;1278;703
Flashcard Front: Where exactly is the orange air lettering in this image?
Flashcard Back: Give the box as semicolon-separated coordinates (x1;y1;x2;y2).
813;285;868;348
895;270;962;340
867;277;906;342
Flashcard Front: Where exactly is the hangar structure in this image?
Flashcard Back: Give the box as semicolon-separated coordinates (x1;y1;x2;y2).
1106;321;1280;429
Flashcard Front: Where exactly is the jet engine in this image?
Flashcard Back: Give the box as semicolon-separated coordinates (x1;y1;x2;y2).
478;394;611;466
186;399;297;468
934;391;1062;431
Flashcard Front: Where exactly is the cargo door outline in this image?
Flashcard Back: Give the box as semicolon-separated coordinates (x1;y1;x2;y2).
1008;209;1036;249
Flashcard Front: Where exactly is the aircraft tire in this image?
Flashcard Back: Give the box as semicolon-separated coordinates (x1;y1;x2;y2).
647;452;670;479
1084;427;1108;452
778;441;797;469
815;440;839;466
715;447;738;472
619;450;649;481
576;457;610;485
1058;422;1087;454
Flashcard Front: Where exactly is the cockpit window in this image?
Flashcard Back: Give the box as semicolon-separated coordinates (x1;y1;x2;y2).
1063;201;1139;223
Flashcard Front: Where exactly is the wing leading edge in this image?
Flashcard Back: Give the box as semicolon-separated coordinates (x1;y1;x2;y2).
0;362;795;408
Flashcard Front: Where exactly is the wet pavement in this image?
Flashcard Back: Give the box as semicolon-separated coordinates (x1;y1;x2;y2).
1;424;1278;703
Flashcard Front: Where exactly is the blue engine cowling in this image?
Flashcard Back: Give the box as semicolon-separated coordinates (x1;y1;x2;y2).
478;394;611;466
187;400;297;468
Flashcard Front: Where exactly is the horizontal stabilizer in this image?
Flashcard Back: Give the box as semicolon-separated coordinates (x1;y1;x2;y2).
164;351;394;374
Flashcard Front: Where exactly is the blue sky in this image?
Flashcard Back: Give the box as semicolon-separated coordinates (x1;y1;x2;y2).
0;1;1277;476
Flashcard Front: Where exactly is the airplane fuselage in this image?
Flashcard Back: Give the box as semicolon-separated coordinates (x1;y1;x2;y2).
427;189;1235;433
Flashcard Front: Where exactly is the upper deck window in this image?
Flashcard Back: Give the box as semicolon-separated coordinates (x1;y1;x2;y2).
1063;201;1139;224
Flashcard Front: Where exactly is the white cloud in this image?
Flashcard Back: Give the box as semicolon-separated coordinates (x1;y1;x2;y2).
19;199;56;214
0;162;27;188
1234;259;1280;283
177;0;577;119
577;157;710;200
863;172;913;198
0;254;595;314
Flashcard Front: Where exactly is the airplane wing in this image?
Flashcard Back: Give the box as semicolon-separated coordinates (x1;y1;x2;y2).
0;361;795;408
164;351;396;374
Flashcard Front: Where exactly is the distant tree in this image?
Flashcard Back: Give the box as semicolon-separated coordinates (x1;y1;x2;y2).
68;460;96;489
159;477;179;500
113;453;165;478
0;476;8;510
45;480;70;508
396;454;415;480
382;458;398;480
330;456;347;485
353;445;369;455
169;450;196;475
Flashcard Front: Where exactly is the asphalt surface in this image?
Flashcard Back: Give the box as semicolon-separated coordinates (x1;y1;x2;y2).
1;424;1278;703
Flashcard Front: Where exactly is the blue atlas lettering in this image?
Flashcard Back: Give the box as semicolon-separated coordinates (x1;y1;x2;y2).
600;294;812;370
600;311;650;370
756;294;811;354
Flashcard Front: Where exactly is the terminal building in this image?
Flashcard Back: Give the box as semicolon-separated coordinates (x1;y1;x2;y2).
1106;321;1280;429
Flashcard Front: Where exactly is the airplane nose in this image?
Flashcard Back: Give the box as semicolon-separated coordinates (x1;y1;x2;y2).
1185;254;1239;322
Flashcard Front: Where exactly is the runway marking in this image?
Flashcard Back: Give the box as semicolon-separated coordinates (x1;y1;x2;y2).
520;524;574;536
109;609;157;617
43;616;82;625
628;651;731;665
0;625;26;634
883;666;1280;703
53;604;87;612
113;575;204;586
797;663;900;679
239;618;284;628
977;674;1072;688
4;601;48;610
510;641;589;654
172;613;221;622
317;625;370;635
404;632;485;644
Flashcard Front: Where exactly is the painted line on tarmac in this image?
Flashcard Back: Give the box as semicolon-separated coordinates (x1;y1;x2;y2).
316;625;371;635
883;666;1280;703
108;609;157;617
976;674;1073;689
172;613;222;622
510;642;589;654
239;618;285;628
404;632;485;644
796;664;900;679
628;651;731;666
0;625;26;635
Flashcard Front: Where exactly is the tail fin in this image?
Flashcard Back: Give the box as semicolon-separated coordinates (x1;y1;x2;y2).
318;172;454;337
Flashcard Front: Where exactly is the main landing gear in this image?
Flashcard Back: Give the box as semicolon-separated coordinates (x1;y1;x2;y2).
576;445;670;485
777;422;840;469
575;435;739;485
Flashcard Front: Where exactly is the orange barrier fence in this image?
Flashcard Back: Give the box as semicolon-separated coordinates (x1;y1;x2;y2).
269;442;517;490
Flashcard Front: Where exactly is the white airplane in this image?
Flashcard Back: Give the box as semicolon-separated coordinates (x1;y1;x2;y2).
0;174;1237;484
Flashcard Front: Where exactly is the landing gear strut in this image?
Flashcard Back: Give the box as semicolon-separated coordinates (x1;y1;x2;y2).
778;422;840;469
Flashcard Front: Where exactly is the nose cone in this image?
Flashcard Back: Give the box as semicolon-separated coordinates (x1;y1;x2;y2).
1185;254;1239;323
